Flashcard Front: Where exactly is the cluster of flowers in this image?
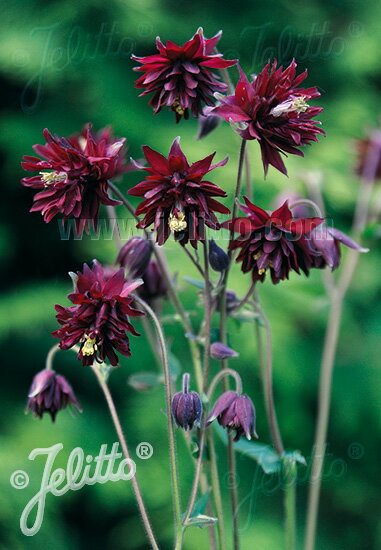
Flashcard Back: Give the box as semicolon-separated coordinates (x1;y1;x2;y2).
22;29;370;438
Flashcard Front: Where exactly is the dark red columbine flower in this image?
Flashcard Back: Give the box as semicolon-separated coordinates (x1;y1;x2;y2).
131;28;237;122
209;62;324;175
309;224;369;270
128;137;230;247
26;369;82;422
21;124;132;232
223;197;323;284
207;391;257;441
171;373;202;430
53;260;144;367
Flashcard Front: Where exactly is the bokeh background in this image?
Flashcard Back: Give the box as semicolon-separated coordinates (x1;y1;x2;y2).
1;0;380;549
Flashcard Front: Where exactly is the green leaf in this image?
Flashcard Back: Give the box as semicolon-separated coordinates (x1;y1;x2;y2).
190;490;210;517
184;514;218;528
283;450;307;467
214;424;279;474
183;276;205;290
215;424;306;473
182;491;217;528
128;372;160;391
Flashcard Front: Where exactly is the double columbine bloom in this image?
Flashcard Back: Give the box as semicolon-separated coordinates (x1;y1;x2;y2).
209;62;324;175
132;28;236;122
26;369;82;422
207;391;257;441
53;261;143;366
21;124;131;231
224;197;323;284
128;137;230;246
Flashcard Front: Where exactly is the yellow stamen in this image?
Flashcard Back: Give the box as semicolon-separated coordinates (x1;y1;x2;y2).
253;251;263;260
82;335;98;356
293;96;309;114
258;268;266;275
39;171;66;186
169;211;187;232
172;98;185;116
270;96;310;117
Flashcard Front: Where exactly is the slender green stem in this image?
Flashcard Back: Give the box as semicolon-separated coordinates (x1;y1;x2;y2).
91;364;160;550
304;294;342;550
216;138;247;550
203;241;212;392
133;295;182;545
183;245;206;278
244;143;252;199
141;316;162;369
228;432;240;550
284;461;297;550
232;280;256;313
182;423;207;526
304;133;380;550
207;368;243;401
230;140;247;243
253;294;284;456
207;430;227;550
45;343;60;371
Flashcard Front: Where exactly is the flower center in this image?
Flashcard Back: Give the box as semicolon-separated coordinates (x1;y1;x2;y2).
172;98;185;116
39;171;66;186
169;210;187;232
81;335;98;356
270;96;309;117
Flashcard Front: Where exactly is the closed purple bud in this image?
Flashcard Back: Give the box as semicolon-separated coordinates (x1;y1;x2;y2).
209;239;230;272
116;236;152;278
207;391;257;441
225;290;240;315
138;260;167;301
25;369;82;422
171;373;202;430
197;114;221;140
210;342;239;360
309;224;368;270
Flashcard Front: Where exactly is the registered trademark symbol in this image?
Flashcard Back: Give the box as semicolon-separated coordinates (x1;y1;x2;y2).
136;442;153;459
348;442;364;460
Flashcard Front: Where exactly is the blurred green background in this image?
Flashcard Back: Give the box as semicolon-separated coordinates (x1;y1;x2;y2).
0;0;380;549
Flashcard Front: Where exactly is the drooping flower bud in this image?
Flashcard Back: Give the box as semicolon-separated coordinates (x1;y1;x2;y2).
171;373;202;430
25;369;82;422
197;114;221;140
207;391;257;441
354;129;381;181
116;236;152;278
138;260;167;302
209;239;230;272
210;342;239;360
309;224;369;270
